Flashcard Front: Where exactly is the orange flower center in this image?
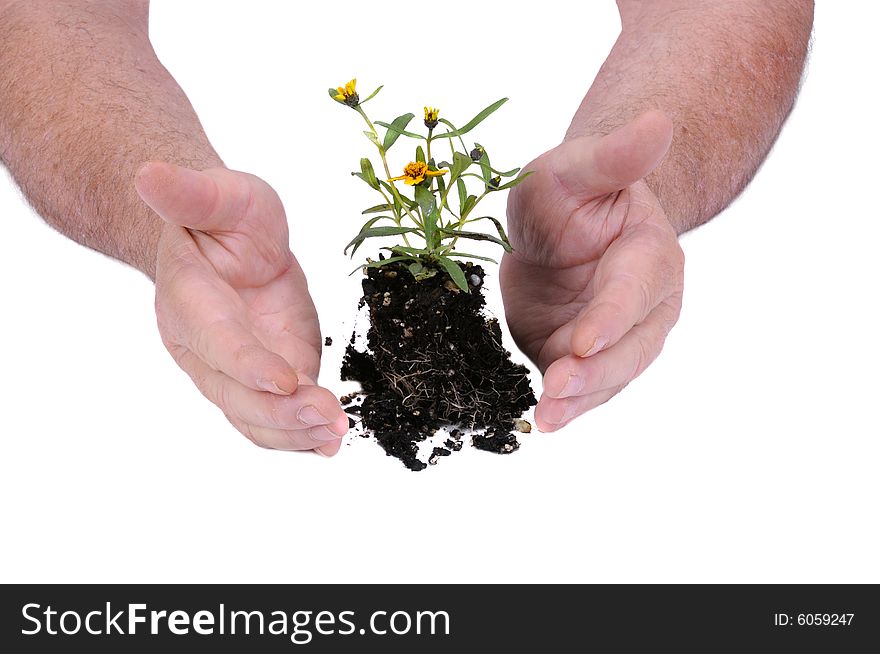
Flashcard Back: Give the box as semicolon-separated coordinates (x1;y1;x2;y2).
404;161;428;179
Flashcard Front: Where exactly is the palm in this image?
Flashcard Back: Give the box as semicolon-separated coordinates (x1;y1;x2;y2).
499;112;684;431
138;163;347;454
169;178;321;381
503;177;672;371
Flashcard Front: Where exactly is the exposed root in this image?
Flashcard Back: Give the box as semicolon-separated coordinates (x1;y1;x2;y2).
341;261;536;471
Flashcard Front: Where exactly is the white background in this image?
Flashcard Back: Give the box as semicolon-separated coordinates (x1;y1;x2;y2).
1;1;877;583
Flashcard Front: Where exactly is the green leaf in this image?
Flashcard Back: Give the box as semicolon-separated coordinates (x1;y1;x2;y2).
413;183;436;237
436;119;469;152
344;226;421;257
489;171;535;192
376;120;423;141
360;158;379;190
351;172;374;188
363;130;380;146
439;227;512;252
346;215;397;256
416;145;426;163
436;172;447;204
379;180;417;212
328;87;342;101
446;252;498;264
386;245;429;257
350;256;414;275
475;143;492;184
408;261;424;276
413;181;436;219
457;178;467;213
467;215;511;247
450;151;472;181
489;165;520;178
362;203;393;214
357;215;396;231
426;209;442;248
470;145;520;178
437;256;469;292
360;85;383;105
462;194;478;216
382;113;415;151
432;98;508;139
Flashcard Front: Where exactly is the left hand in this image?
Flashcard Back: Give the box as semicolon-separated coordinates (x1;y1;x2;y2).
501;111;685;432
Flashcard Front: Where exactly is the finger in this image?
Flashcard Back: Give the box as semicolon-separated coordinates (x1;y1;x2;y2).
188;313;299;395
543;301;679;400
536;237;679;369
135;162;252;232
570;230;681;358
226;415;344;452
178;348;347;433
549;110;673;200
315;438;344;458
534;386;622;433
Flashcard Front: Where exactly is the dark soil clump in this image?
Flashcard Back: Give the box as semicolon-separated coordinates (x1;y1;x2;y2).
341;260;536;471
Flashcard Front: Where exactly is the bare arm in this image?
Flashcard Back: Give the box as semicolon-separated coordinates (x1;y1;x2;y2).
567;0;813;233
0;0;220;278
0;0;348;454
502;0;813;431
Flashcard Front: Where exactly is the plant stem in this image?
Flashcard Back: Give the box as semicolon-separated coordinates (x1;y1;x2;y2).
445;190;489;251
355;105;422;247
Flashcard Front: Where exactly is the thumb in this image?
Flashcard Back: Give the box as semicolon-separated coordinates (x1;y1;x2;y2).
549;110;673;200
135;161;251;232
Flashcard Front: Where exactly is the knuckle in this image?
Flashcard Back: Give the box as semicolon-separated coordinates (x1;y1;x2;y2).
282;430;308;450
232;342;262;368
165;342;189;368
592;359;610;392
191;321;217;361
262;395;289;429
635;276;654;314
630;334;655;380
601;385;627;408
214;380;234;413
593;298;626;323
614;271;656;317
673;242;685;272
227;416;262;448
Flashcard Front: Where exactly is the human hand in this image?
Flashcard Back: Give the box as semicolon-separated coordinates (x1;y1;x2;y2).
135;163;348;456
501;111;684;432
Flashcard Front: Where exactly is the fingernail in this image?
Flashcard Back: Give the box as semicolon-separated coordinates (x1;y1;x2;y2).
580;336;608;358
297;405;330;426
258;379;292;395
557;373;583;398
308;426;342;442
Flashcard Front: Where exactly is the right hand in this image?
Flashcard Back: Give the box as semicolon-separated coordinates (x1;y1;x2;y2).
135;162;348;456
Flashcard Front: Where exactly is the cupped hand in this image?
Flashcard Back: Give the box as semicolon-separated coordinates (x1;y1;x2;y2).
501;111;685;432
135;163;348;456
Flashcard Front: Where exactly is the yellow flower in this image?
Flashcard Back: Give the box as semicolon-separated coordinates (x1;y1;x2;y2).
389;161;448;186
333;78;359;106
424;106;440;128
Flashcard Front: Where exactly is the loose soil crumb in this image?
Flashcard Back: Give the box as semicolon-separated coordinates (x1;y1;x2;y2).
341;260;536;471
324;336;333;346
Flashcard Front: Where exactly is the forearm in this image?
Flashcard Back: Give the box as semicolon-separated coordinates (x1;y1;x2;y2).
567;0;813;233
0;0;222;278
